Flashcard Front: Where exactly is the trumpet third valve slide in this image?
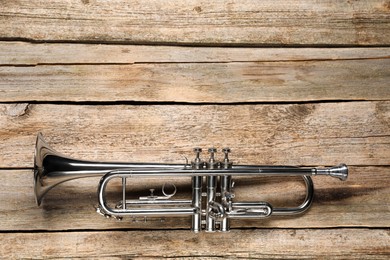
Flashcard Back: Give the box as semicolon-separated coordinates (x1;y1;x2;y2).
34;133;348;232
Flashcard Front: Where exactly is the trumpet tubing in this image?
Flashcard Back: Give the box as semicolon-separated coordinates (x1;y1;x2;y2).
34;133;348;232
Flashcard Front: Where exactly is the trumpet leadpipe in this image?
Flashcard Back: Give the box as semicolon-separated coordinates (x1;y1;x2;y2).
86;166;347;179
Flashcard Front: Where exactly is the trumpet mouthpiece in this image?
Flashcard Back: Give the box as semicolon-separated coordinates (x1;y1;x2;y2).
315;164;348;181
328;164;348;181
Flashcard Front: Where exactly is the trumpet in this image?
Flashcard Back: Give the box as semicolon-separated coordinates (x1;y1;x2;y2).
34;133;348;232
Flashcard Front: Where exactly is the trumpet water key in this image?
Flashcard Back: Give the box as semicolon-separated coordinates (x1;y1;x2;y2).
34;133;348;232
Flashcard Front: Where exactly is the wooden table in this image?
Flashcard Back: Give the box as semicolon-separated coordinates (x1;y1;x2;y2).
0;1;389;258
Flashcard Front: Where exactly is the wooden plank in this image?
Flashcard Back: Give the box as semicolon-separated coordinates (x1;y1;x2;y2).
0;43;389;103
1;1;389;45
1;42;389;65
0;166;388;231
0;229;389;259
0;59;389;103
0;102;389;168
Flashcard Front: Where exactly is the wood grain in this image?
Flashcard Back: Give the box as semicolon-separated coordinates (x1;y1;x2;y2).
1;102;389;168
1;42;389;65
1;1;389;45
0;59;389;103
1;229;389;259
0;166;388;231
1;43;388;103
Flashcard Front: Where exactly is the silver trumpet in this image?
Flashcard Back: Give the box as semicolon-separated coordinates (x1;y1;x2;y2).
34;133;348;232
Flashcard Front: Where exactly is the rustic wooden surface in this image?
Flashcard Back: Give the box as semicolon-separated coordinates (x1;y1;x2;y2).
0;0;389;258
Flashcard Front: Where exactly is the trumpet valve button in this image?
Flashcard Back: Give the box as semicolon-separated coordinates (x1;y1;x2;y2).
222;147;231;154
222;147;232;169
192;148;204;169
193;147;202;153
222;147;231;160
208;147;217;153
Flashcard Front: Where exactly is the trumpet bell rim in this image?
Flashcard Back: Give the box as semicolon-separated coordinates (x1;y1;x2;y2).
34;132;60;206
34;132;45;206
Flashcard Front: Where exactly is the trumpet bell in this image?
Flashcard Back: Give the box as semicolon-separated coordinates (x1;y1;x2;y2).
33;133;185;206
34;132;56;206
34;133;111;205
